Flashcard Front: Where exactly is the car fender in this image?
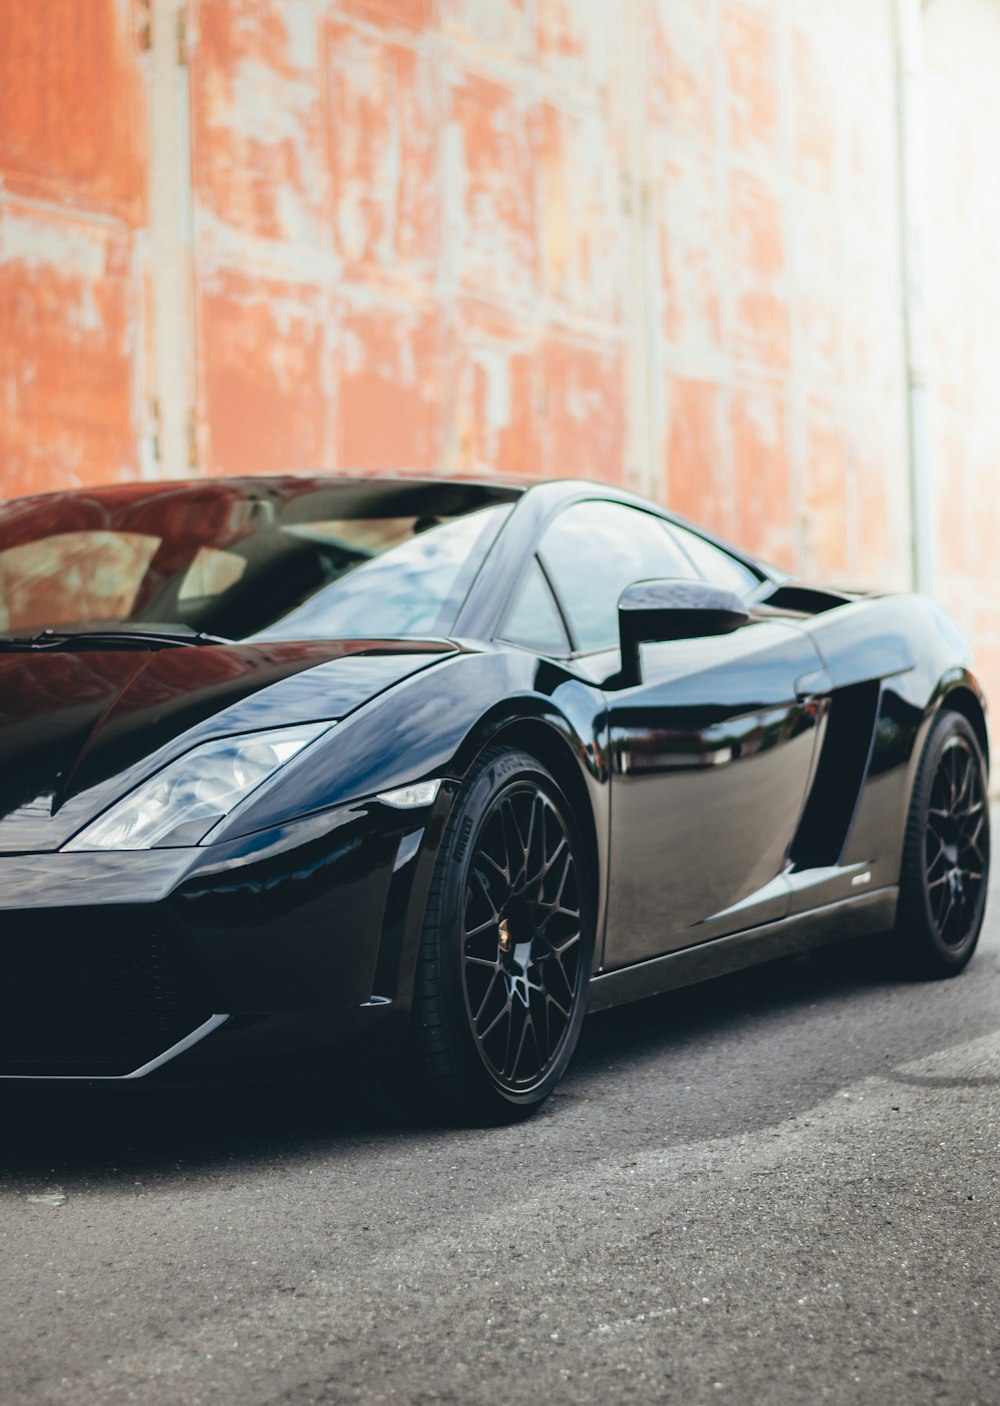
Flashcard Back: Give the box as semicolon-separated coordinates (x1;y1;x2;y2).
211;649;609;924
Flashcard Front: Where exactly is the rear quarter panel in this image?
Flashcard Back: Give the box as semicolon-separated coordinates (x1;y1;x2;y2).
803;594;986;888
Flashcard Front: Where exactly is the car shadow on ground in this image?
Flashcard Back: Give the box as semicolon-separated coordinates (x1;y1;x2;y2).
2;927;996;1191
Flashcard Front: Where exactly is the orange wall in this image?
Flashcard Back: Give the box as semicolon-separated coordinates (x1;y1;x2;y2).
922;0;1000;733
0;0;997;709
0;0;147;495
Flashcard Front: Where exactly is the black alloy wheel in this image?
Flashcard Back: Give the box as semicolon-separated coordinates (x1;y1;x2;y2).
924;734;988;944
404;745;593;1124
894;710;990;977
462;781;583;1094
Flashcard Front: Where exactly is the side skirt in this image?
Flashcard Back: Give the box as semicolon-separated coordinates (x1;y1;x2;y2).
587;887;898;1013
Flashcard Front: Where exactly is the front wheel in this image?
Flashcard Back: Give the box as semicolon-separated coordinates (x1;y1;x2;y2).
891;710;990;978
402;745;594;1125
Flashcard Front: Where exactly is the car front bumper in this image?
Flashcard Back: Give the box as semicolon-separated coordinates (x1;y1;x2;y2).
0;789;454;1082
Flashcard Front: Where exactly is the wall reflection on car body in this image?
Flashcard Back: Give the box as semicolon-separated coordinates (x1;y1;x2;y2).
602;621;825;969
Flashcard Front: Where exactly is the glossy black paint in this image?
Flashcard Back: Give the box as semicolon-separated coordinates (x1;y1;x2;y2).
0;639;454;852
0;475;988;1082
617;578;749;688
603;617;825;967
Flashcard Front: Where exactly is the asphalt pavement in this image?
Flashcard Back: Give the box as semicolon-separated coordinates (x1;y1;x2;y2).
3;830;999;1406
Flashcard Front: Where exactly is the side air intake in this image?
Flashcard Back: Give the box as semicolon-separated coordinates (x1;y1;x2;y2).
789;680;881;870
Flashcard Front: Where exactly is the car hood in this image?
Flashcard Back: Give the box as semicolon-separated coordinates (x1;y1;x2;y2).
0;638;455;853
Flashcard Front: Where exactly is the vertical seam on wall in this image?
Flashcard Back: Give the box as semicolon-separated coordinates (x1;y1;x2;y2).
149;0;197;480
775;0;805;578
622;0;656;500
893;0;934;597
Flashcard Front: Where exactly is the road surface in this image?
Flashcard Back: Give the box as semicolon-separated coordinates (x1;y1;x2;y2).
3;841;998;1404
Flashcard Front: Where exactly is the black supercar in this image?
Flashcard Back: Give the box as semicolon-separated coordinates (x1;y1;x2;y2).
0;475;989;1122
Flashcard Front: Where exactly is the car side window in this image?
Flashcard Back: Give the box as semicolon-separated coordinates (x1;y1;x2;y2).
501;557;571;655
538;501;698;653
666;522;760;595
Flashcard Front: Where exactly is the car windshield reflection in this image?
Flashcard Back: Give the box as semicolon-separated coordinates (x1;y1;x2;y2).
250;507;512;641
0;479;517;642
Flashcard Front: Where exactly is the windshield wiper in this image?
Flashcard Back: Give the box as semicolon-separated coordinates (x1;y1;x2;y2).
0;628;233;652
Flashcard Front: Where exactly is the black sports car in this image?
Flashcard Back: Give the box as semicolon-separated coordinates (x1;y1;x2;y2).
0;475;989;1122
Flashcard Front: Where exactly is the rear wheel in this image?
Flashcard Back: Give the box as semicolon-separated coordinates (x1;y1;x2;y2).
401;745;593;1124
891;710;990;977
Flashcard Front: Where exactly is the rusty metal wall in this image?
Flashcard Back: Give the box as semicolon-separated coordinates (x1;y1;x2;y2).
0;0;149;494
189;0;633;489
0;0;997;705
922;0;1000;723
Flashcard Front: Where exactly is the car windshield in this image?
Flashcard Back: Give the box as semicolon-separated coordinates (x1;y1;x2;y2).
0;478;518;642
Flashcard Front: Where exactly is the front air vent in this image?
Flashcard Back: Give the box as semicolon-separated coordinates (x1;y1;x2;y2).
0;913;215;1077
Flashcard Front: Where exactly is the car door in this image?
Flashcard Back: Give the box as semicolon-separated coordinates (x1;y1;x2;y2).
533;501;826;971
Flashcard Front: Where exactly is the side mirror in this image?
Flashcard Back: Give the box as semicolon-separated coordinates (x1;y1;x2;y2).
617;578;749;686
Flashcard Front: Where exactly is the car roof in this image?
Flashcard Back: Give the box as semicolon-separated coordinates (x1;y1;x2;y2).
0;471;766;583
1;473;522;508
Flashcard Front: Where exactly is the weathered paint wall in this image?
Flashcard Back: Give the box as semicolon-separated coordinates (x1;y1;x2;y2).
0;0;998;708
922;0;1000;726
651;0;910;596
0;0;148;493
189;0;633;486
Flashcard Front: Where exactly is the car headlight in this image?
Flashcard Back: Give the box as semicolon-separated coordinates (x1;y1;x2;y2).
63;723;331;851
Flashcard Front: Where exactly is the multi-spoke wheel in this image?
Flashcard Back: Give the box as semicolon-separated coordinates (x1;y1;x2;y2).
462;783;583;1094
404;746;593;1123
893;710;990;977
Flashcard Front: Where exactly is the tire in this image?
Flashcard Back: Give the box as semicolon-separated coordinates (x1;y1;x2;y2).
891;709;990;978
400;745;594;1125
